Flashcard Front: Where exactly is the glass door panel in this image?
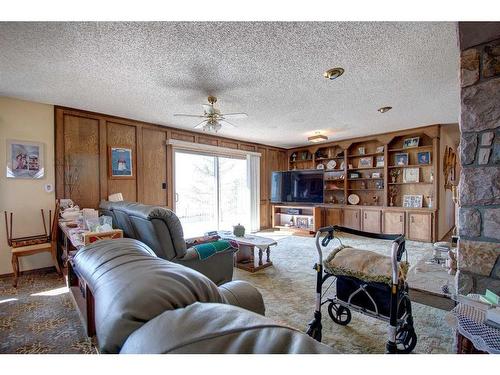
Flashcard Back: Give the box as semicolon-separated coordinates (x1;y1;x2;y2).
218;157;250;231
174;152;217;238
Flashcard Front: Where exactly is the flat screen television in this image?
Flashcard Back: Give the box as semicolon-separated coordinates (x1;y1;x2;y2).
270;170;324;204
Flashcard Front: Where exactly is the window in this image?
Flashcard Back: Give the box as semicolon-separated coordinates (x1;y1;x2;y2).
174;150;253;238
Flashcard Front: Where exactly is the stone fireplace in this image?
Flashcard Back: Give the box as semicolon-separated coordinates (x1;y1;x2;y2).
457;22;500;294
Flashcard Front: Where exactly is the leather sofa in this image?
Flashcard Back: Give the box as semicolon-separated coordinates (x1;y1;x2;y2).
99;200;236;285
73;238;333;354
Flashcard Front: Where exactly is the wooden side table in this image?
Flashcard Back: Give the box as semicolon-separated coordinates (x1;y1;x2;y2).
218;231;277;272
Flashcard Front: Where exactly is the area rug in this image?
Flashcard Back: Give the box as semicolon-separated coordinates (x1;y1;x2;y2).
234;231;455;353
0;270;95;354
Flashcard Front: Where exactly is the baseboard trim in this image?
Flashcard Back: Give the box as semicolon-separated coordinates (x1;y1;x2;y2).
0;266;57;279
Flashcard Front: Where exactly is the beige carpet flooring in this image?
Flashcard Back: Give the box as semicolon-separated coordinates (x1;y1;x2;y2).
234;231;455;353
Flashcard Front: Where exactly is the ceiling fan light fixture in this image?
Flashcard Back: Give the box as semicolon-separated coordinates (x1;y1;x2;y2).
378;106;392;113
308;133;328;143
323;67;344;80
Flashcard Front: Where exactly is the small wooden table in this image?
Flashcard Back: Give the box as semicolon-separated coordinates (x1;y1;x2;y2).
218;231;277;272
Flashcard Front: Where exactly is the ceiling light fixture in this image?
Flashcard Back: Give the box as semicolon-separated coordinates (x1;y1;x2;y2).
378;106;392;113
323;67;344;80
308;133;328;143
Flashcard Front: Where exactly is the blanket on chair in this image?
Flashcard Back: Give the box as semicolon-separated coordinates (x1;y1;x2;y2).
189;240;237;260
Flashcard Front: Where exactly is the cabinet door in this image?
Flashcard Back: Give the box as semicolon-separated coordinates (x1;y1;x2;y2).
407;212;433;242
343;208;360;230
324;208;342;226
383;210;405;235
362;209;381;233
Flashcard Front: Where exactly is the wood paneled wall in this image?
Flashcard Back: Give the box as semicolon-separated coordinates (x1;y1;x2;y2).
54;107;287;229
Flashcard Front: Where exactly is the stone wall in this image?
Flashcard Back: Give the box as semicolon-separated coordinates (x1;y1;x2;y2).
457;23;500;294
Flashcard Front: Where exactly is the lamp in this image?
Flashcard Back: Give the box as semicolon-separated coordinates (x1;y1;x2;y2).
308;133;328;143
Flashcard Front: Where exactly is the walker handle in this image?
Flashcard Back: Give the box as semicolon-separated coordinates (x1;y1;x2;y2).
318;226;335;247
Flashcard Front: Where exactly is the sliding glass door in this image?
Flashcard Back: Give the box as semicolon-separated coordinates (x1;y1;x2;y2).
174;150;250;238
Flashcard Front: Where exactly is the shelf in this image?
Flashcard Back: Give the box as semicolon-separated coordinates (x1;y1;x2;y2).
347;178;383;181
388;145;433;152
348;166;383;171
315;156;344;161
275;225;313;231
347;189;384;191
388;182;433;185
388;164;433;168
348;152;384;158
290;160;313;163
324;188;344;191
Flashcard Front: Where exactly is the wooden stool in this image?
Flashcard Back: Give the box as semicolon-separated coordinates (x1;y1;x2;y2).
4;203;62;287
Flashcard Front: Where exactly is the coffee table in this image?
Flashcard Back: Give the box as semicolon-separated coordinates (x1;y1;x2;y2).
218;231;277;272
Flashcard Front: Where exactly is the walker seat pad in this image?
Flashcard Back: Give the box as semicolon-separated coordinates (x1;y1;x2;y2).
324;245;402;285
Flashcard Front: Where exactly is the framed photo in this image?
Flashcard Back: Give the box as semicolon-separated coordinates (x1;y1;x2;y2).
417;151;431;165
357;147;366;155
371;172;381;178
6;140;45;179
403;137;420;149
358;157;373;168
376;155;385;167
109;146;134;178
395;153;409;166
349;172;361;179
403;194;423;208
403;167;419;183
296;217;309;228
376;146;384;153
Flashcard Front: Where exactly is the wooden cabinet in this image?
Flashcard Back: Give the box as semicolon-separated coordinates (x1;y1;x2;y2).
383;210;405;235
343;208;361;230
141;128;167;206
407;212;433;242
361;209;381;233
323;208;342;226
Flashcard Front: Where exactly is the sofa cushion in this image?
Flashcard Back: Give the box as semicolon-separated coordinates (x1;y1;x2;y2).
73;238;225;353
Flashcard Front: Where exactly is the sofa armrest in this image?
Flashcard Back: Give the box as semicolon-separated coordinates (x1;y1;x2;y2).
218;280;265;316
175;249;236;285
180;240;237;261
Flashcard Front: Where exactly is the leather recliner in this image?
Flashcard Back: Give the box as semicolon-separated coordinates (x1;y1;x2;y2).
73;238;333;354
99;200;236;285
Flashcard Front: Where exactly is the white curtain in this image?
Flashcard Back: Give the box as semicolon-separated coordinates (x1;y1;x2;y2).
247;154;261;233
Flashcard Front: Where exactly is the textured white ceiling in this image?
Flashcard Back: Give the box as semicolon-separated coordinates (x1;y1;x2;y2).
0;22;459;148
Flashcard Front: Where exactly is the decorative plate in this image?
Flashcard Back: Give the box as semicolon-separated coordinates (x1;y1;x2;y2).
348;194;360;205
340;161;345;170
326;160;337;170
316;163;325;170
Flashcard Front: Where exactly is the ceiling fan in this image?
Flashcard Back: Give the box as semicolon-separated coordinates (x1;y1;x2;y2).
173;96;248;132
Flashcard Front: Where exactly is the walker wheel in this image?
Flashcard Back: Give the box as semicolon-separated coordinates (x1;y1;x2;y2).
328;302;351;326
395;324;417;353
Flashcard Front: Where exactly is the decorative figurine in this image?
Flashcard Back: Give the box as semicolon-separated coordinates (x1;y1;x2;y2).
390;169;401;183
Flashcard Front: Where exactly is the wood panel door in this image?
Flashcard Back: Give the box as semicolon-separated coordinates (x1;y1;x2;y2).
62;115;101;208
383;210;405;235
141;128;167;206
323;208;342;226
343;208;360;230
407;212;433;242
362;209;382;233
107;122;137;202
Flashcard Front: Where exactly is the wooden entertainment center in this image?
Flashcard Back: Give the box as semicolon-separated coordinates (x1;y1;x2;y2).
272;125;447;242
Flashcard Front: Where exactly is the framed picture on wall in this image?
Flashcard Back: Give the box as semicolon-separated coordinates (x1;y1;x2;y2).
109;146;134;178
6;139;45;179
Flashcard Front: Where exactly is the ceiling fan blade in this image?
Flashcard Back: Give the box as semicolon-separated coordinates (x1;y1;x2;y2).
194;120;209;129
173;114;206;118
220;112;248;119
220;119;237;128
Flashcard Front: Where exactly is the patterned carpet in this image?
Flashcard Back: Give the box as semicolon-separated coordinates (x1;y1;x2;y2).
0;233;455;354
234;231;455;354
0;270;95;354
